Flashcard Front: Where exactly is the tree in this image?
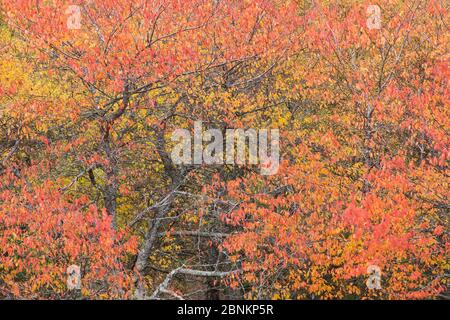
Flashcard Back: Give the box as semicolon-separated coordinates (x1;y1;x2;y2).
1;0;303;298
0;166;137;299
213;0;448;299
0;0;447;299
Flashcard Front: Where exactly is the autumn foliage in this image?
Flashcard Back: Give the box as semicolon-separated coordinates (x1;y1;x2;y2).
0;0;448;299
0;166;137;299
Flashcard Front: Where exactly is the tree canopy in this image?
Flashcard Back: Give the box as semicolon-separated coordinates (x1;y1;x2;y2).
0;0;448;299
